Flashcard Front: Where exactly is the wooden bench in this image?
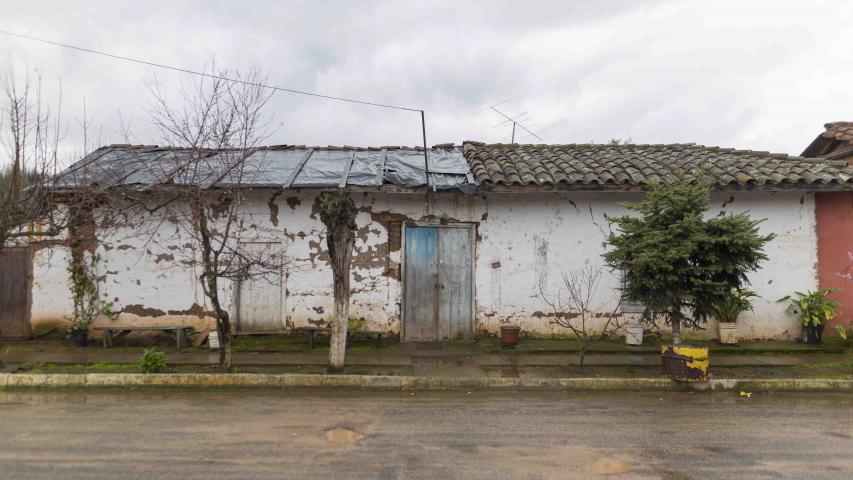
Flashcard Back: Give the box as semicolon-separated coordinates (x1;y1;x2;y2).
294;326;385;349
348;329;385;347
93;326;193;350
295;326;329;349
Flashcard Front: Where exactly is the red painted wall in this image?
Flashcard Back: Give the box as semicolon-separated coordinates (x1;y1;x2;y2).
816;192;853;335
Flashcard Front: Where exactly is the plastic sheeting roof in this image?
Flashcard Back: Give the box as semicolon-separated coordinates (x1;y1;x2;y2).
54;145;474;191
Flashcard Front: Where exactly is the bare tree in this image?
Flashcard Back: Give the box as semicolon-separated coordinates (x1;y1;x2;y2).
540;264;627;371
114;110;136;144
130;63;281;370
76;97;102;156
0;63;67;250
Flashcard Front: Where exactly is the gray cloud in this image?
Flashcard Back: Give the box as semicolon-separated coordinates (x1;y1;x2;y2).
1;0;851;166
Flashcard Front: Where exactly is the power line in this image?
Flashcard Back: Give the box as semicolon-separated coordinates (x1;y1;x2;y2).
0;28;435;184
0;28;422;113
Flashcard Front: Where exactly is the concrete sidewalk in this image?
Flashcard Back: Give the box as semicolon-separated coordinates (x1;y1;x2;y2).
3;348;846;365
2;340;850;379
2;343;846;367
3;339;852;391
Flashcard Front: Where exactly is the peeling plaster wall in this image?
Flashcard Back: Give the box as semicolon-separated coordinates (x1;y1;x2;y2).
721;192;817;339
31;247;73;333
30;190;816;340
471;191;815;340
92;216;218;333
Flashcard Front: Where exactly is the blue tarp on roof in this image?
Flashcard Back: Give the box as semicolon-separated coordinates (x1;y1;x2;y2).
54;145;473;191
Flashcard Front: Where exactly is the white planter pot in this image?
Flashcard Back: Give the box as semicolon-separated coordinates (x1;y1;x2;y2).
625;324;644;346
208;331;221;350
718;322;738;345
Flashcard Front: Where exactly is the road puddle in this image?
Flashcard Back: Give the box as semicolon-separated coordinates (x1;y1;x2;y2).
325;427;364;443
583;458;631;475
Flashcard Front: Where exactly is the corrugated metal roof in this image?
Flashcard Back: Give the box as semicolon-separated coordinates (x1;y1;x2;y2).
54;144;473;191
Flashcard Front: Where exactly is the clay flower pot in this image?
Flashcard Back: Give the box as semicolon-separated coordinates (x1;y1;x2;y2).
500;326;521;347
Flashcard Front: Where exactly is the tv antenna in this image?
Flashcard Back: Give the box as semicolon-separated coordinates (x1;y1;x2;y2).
475;100;545;143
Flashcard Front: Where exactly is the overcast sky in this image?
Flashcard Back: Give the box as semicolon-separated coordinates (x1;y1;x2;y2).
2;0;852;164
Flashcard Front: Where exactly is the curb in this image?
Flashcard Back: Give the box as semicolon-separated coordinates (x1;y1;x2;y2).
1;373;852;392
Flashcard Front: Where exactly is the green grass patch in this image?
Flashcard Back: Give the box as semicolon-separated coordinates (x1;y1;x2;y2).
231;335;313;353
21;363;139;374
478;337;843;356
231;333;398;353
16;363;214;374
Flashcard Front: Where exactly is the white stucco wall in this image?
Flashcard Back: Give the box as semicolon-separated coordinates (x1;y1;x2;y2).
30;189;817;340
30;247;73;334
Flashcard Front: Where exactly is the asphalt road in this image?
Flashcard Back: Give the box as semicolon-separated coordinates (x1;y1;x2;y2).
0;389;850;480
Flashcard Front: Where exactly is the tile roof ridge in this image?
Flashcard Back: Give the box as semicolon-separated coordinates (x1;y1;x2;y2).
825;121;853;128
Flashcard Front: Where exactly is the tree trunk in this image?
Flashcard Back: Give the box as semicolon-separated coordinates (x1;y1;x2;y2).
194;196;233;371
216;311;232;370
328;224;354;373
671;313;682;345
203;263;232;370
328;275;349;372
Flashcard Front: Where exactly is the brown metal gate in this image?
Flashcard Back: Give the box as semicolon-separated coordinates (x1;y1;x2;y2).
0;247;33;339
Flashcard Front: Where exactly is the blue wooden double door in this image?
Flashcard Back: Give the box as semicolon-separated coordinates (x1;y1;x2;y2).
403;224;474;341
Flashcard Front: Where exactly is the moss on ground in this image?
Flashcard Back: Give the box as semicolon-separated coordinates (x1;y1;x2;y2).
231;334;399;353
17;363;215;374
478;337;846;356
231;335;312;353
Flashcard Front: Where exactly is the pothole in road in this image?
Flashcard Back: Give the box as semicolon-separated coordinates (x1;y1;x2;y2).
325;427;364;443
583;458;632;475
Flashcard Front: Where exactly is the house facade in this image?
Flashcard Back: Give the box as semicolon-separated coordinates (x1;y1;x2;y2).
10;140;853;341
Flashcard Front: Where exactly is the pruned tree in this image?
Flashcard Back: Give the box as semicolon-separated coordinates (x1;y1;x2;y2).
603;176;774;344
2;64;134;344
540;264;626;370
0;64;66;250
125;63;281;370
318;190;357;372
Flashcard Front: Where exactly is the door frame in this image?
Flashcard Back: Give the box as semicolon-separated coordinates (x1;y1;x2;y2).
400;222;476;342
233;241;286;334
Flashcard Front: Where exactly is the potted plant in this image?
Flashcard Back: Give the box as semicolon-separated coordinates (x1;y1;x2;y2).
66;317;91;347
778;289;840;345
712;288;757;345
500;324;521;347
604;177;774;381
65;240;115;347
64;302;117;347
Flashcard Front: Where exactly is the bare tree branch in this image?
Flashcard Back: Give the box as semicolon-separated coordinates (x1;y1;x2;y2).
113;60;283;370
539;263;627;371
